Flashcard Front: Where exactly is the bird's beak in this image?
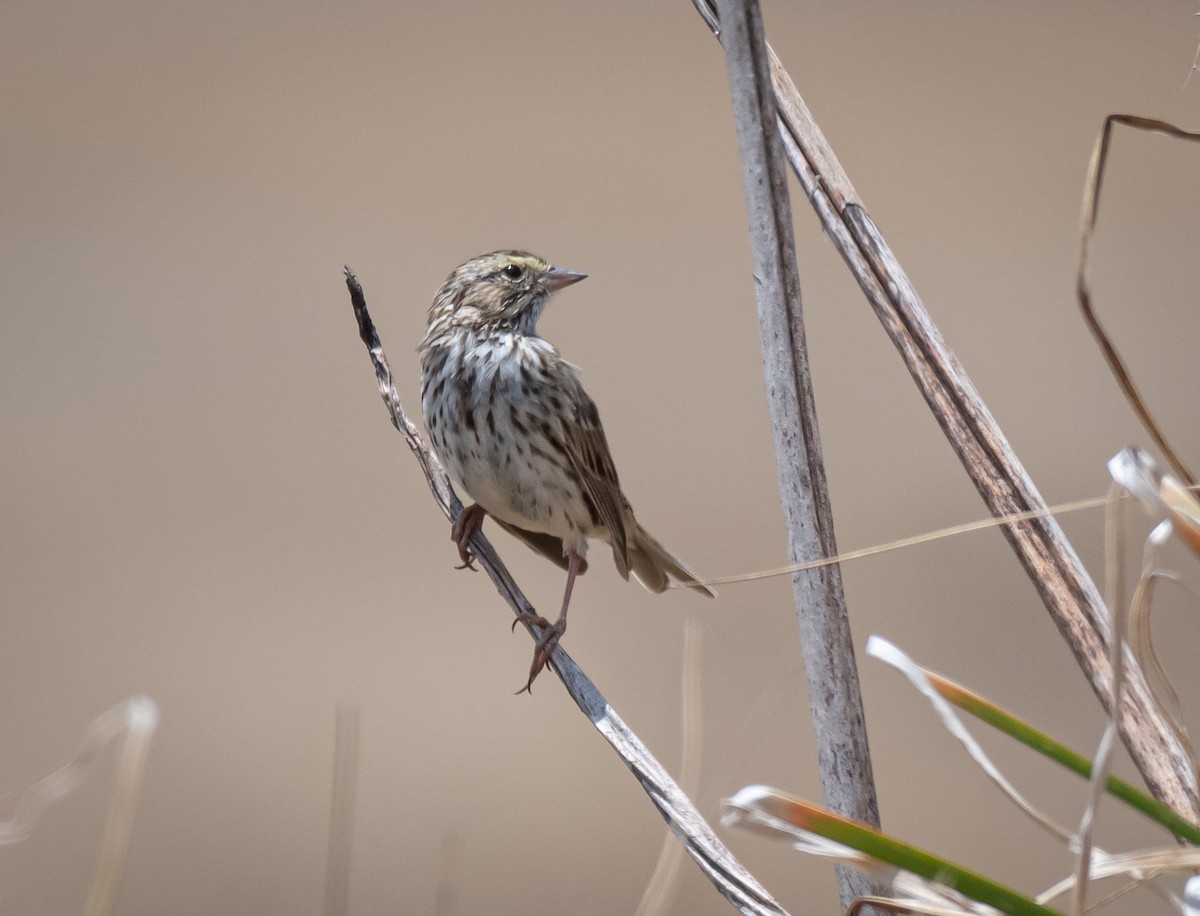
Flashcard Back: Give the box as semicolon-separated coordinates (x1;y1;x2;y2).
542;267;587;291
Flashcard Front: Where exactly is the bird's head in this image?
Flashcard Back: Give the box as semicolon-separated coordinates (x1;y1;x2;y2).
423;250;587;341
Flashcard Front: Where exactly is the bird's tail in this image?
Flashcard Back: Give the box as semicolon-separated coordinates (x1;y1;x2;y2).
625;523;716;598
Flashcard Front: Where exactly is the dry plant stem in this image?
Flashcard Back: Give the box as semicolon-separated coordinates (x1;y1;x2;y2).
634;614;704;916
343;269;788;916
1077;114;1200;488
323;702;360;916
712;0;880;908
691;0;1199;822
83;699;158;916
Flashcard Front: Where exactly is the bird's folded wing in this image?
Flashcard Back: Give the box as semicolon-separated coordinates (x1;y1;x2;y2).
491;518;588;574
562;391;630;575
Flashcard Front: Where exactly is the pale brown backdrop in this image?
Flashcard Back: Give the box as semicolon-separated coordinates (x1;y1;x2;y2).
3;2;1200;914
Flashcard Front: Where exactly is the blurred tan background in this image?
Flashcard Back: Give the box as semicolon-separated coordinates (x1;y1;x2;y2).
3;1;1200;913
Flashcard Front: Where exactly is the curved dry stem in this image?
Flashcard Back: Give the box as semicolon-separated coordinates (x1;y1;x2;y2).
1076;114;1200;487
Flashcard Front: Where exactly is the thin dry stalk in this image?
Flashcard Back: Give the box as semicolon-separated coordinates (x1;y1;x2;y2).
709;0;880;908
1076;114;1200;487
634;613;703;916
323;701;360;916
83;697;159;916
343;268;789;916
690;0;1199;821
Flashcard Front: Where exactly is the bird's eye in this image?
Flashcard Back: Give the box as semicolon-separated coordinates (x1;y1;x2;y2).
502;264;524;281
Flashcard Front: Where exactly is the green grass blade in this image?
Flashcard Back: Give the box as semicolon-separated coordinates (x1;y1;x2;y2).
925;671;1200;845
724;786;1063;916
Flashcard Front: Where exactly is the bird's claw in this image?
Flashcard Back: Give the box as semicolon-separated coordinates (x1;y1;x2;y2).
511;612;551;635
450;504;487;572
515;616;565;695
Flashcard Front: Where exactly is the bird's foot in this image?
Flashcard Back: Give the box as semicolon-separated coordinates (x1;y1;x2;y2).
514;615;566;695
451;503;487;570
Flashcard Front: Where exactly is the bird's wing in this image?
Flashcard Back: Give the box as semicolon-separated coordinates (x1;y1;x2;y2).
491;518;589;575
560;385;632;576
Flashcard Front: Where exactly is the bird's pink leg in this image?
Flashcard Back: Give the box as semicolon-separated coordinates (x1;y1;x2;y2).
451;503;487;569
516;549;582;694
